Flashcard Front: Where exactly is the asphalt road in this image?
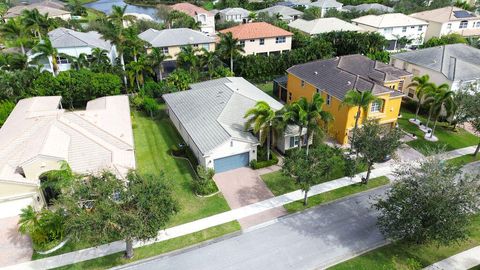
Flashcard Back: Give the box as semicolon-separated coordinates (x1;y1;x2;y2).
116;187;388;270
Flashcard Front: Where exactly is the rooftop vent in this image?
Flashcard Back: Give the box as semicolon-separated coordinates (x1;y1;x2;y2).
347;81;352;85
314;71;318;75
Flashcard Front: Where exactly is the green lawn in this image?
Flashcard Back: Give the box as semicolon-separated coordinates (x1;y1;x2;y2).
284;176;390;213
398;109;479;155
34;108;237;260
329;215;480;270
256;82;274;97
447;153;480;167
262;160;366;196
55;221;240;270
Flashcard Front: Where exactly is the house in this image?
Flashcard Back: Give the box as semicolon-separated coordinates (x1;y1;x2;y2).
352;13;428;50
257;5;304;23
278;54;410;145
139;28;216;60
4;0;70;19
308;0;343;17
163;77;307;173
33;28;117;73
390;44;480;94
170;2;216;34
219;22;293;56
410;7;480;41
288;18;364;36
218;7;251;23
343;3;394;13
278;0;312;8
0;95;135;218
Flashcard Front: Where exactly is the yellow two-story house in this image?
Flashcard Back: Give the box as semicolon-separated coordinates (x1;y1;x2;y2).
275;54;411;145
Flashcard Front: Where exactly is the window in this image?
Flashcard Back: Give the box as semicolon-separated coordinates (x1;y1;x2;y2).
276;36;286;43
259;38;265;45
202;43;210;50
326;94;331;105
476;21;480;28
289;92;292;100
460;20;468;29
418;25;423;31
447;23;452;30
250;39;255;42
56;56;69;64
289;136;300;147
301;80;305;87
402;26;407;32
239;40;245;47
316;88;320;93
371;100;382;113
162;47;169;54
193;44;199;47
384;27;393;33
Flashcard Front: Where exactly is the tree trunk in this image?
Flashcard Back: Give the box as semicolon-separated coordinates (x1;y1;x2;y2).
20;43;25;55
124;238;134;259
430;116;438;138
303;190;308;206
298;126;303;149
474;141;480;157
120;53;128;87
351;107;361;153
159;65;163;81
230;53;233;73
306;131;312;156
415;102;420;120
426;109;432;128
362;163;372;184
266;127;271;161
136;73;141;91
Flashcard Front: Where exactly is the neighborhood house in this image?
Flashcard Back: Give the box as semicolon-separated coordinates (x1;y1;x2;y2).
0;96;136;219
163;77;306;173
218;7;251;23
288;18;364;36
4;0;71;19
170;2;216;34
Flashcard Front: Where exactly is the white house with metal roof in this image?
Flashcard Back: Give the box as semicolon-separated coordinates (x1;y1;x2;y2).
390;44;480;94
352;13;428;50
163;77;306;173
139;28;216;60
308;0;343;17
0;95;135;218
288;18;364;36
257;5;303;23
218;7;251;23
32;28;117;73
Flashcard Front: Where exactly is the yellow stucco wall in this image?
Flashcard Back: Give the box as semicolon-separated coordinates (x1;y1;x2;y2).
286;73;404;144
0;182;38;198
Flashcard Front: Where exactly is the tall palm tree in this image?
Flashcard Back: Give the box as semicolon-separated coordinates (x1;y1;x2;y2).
244;101;277;161
126;55;153;91
217;32;244;73
407;75;434;121
123;26;144;62
176;45;199;74
341;89;378;151
199;49;220;79
108;5;135;28
100;20;127;86
32;37;59;75
147;47;170;81
0;18;29;55
304;93;333;155
91;47;110;65
423;83;450;128
424;85;455;138
283;102;308;149
248;12;257;22
60;53;89;70
21;8;48;40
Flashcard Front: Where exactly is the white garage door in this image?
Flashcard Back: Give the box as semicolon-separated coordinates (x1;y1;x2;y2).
0;197;34;219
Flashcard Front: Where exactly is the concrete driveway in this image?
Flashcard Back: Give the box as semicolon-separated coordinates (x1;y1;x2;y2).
0;216;33;267
213;167;287;229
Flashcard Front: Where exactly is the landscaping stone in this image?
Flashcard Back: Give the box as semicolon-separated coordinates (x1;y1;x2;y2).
424;134;439;142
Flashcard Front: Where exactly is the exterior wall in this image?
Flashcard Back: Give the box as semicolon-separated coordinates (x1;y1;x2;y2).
195;13;216;34
0;182;38;198
22;158;63;180
241;36;292;55
148;42;216;60
353;22;428;49
286;73;403;144
423;21;443;41
219;13;247;23
205;139;257;170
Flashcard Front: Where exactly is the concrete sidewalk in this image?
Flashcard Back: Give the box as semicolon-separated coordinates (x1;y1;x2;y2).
423;246;480;270
2;146;476;270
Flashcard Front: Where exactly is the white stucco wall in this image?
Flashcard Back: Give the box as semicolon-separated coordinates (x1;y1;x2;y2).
354;22;428;49
219;13;247;23
204;139;257;170
241;36;292;55
195;13;216;34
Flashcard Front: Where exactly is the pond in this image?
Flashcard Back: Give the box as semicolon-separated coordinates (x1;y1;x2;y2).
85;0;161;21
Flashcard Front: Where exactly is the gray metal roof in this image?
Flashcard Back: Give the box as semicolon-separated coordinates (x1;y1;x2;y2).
257;5;304;17
138;28;215;48
48;28;112;50
287;55;409;100
219;7;251;16
391;44;480;81
309;0;343;8
343;3;393;13
163;77;283;155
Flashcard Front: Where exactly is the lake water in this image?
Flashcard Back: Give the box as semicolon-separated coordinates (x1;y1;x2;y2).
85;0;160;20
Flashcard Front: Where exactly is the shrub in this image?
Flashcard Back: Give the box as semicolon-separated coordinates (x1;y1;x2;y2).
0;100;15;127
18;206;65;251
250;151;279;169
193;166;218;196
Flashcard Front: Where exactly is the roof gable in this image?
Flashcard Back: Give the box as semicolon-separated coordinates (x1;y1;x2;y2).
139;28;215;47
219;22;293;40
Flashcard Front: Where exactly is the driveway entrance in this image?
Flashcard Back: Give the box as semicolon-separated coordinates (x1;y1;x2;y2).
213;167;287;229
0;216;33;267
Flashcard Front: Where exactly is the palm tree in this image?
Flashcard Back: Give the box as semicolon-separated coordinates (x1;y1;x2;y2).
21;8;48;40
60;53;89;70
0;18;29;55
217;32;244;73
32;37;59;75
126;55;153;91
423;83;450;128
283;102;308;149
341;89;378;151
18;206;40;235
123;26;144;62
91;47;110;65
147;47;170;81
199;49;220;79
244;101;277;161
407;74;434;121
248;12;257;22
108;5;135;27
304;93;333;155
176;45;199;74
423;85;455;139
100;20;127;86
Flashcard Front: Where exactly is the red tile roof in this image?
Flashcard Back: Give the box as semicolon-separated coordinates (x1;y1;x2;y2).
219;22;293;40
170;2;213;17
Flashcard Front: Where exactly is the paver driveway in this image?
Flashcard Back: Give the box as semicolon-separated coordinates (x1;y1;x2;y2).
0;216;33;267
213;167;287;229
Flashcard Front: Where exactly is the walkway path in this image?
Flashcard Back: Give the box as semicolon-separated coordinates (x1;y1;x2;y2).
423;246;480;270
2;146;477;270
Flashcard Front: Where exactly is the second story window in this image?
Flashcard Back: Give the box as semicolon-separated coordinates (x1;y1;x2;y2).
402;26;407;32
418;25;423;31
371;100;383;113
326;94;331;105
384;27;393;33
276;36;286;43
259;38;265;45
476;21;480;28
162;47;169;54
250;39;255;42
301;80;305;87
460;20;468;29
447;23;452;30
239;40;245;47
